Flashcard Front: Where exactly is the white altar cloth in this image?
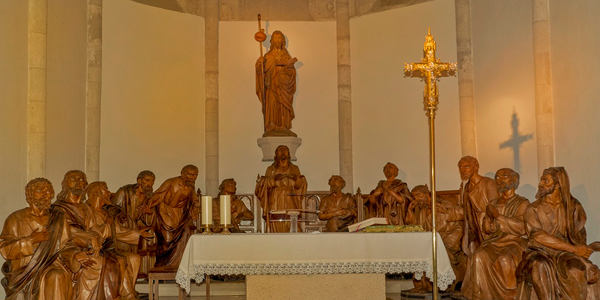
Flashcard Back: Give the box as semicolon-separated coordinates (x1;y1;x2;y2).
176;232;455;293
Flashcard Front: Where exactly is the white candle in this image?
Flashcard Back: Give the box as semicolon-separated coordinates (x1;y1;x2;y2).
201;196;212;225
220;195;231;225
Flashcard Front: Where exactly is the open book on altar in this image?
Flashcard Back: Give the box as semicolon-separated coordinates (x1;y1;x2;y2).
347;217;388;232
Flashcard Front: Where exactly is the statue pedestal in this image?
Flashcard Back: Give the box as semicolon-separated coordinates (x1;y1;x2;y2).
257;136;302;161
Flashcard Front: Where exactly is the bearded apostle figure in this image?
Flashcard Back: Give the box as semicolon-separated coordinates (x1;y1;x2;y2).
467;168;530;300
146;165;200;267
0;178;73;300
516;167;600;300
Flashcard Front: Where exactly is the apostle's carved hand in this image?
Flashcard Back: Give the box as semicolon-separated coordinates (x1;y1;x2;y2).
90;236;101;257
372;188;384;197
140;229;154;240
255;57;265;68
486;204;500;219
138;204;153;215
274;174;286;181
74;251;96;269
408;201;417;211
436;205;447;214
572;245;594;258
30;228;50;244
334;210;346;217
589;241;600;252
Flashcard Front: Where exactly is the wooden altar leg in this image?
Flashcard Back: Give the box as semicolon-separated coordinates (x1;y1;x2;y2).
178;285;185;299
206;275;211;297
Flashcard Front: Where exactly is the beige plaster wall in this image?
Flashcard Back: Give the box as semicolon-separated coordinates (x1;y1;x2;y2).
46;0;88;186
219;21;339;193
0;2;28;298
101;0;205;190
470;0;538;198
549;0;600;265
351;0;461;192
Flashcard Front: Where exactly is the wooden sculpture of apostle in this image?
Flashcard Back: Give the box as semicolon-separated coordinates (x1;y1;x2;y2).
212;178;254;233
365;162;413;225
405;184;467;293
466;168;530;300
112;170;156;253
84;181;151;300
318;175;357;232
516;167;600;300
255;145;307;233
0;178;73;300
455;156;499;295
146;165;200;267
255;30;299;137
51;171;139;300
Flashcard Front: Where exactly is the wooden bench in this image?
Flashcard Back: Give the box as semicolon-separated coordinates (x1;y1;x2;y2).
148;266;185;300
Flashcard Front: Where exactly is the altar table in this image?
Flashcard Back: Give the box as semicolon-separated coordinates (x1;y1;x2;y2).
175;232;455;295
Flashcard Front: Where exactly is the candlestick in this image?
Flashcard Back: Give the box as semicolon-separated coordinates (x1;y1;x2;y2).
220;195;231;225
201;196;212;225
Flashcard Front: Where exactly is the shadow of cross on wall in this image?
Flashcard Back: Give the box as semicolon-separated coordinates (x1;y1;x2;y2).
499;112;533;174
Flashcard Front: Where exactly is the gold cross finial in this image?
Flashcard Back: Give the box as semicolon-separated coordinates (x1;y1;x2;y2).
404;28;457;119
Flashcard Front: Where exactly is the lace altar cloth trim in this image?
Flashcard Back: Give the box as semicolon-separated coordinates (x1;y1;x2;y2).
176;261;455;293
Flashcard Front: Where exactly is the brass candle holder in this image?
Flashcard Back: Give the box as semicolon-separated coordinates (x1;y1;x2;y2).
220;224;231;235
200;224;214;235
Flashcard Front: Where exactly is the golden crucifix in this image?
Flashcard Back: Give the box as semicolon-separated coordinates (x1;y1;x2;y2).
404;27;456;299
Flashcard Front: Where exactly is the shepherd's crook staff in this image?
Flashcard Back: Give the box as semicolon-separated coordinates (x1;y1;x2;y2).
404;28;457;299
254;16;270;232
254;14;267;130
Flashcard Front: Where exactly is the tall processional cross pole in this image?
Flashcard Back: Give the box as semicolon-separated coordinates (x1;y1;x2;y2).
404;28;457;299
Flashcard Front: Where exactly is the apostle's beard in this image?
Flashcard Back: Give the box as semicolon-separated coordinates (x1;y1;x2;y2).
32;197;51;211
460;172;471;181
184;180;195;187
497;181;516;194
330;186;342;194
142;187;153;199
70;188;85;196
536;184;556;200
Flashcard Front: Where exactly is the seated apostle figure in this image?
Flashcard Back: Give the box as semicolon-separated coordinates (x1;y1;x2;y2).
212;178;254;233
365;162;413;225
516;167;600;300
0;178;73;300
84;181;151;300
405;184;467;293
111;170;156;253
318;175;357;232
466;168;530;300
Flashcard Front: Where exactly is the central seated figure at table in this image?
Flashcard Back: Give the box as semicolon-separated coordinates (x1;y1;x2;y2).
255;145;307;233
